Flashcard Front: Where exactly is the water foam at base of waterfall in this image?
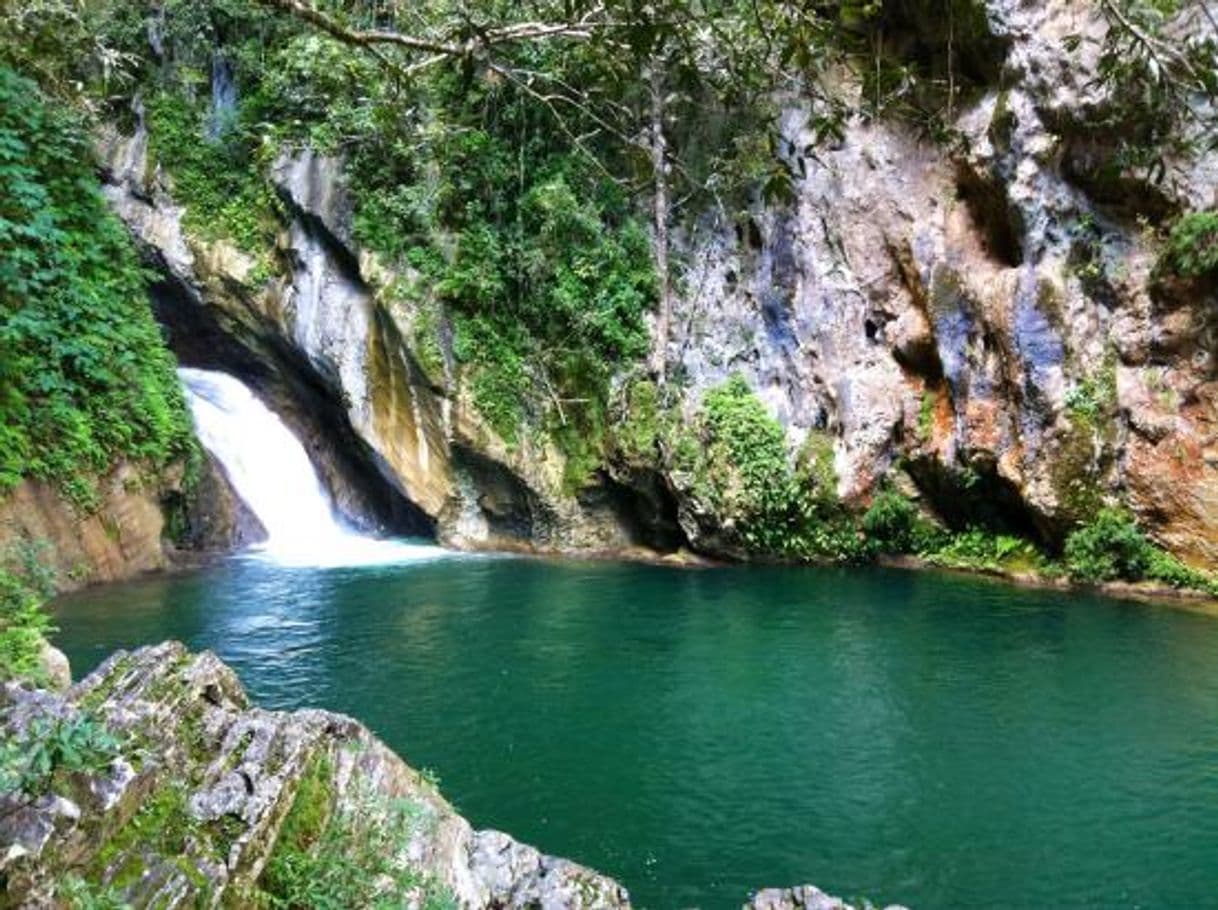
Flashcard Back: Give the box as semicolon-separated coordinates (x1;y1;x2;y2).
179;368;451;568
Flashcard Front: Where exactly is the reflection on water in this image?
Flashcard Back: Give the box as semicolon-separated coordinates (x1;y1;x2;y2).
53;559;1218;909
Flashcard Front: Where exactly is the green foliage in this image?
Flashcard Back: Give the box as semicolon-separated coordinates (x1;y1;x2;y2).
0;711;121;796
1064;507;1218;594
1082;0;1217;183
357;117;656;451
0;542;58;684
692;376;863;559
1145;548;1218;595
702;376;796;530
862;491;922;554
613;378;665;464
57;876;131;910
261;753;452;909
0;67;193;507
144;92;280;259
1156;211;1218;282
103;783;199;863
923;527;1044;574
0;568;54;685
1064;508;1150;583
0;0;146;105
1064;358;1118;422
917;390;936;443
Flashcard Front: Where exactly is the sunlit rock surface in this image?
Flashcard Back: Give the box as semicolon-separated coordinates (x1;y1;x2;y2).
663;0;1218;561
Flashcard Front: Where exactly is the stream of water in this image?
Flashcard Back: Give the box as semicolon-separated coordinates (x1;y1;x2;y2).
178;367;445;568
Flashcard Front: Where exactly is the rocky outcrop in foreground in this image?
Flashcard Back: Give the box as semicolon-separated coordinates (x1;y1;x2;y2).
0;643;628;908
1;643;907;908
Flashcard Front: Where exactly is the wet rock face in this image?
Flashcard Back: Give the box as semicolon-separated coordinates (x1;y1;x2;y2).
178;454;267;551
99;119;687;558
0;643;630;908
98;119;436;539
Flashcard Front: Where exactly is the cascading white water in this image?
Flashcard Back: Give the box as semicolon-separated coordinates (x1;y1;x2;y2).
178;368;447;568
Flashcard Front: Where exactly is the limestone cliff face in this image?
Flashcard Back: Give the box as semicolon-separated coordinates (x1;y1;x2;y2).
0;468;169;591
662;0;1218;564
0;642;630;908
97;0;1217;565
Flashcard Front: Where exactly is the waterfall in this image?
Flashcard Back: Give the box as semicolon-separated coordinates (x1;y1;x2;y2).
178;368;447;568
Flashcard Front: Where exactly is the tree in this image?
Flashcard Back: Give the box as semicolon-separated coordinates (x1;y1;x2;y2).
250;0;843;382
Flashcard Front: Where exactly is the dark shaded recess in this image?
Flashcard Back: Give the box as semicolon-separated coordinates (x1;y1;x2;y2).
1060;139;1179;224
1065;234;1121;310
905;453;1049;544
870;0;1010;98
162;452;267;553
887;243;947;381
586;468;688;553
148;273;434;538
450;444;547;542
893;337;945;381
760;215;799;350
736;217;764;251
955;160;1024;266
276;182;362;279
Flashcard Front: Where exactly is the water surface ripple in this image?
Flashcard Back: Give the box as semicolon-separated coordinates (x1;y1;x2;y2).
52;559;1218;908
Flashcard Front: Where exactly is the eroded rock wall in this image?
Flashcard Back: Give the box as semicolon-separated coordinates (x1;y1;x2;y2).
98;114;684;557
664;0;1218;563
0;468;169;591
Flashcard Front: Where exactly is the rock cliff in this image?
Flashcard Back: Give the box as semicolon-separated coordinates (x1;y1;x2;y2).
666;0;1218;564
98;117;684;558
91;0;1217;569
0;458;255;594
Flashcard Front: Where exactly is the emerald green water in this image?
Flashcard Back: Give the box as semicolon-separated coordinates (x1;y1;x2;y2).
52;557;1218;908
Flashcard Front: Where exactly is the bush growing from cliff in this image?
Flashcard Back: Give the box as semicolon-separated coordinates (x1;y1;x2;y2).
692;376;864;559
144;92;280;258
1064;508;1153;583
1156;211;1218;282
924;527;1042;573
0;67;193;507
262;753;455;909
0;711;121;797
862;491;923;554
701;377;796;532
0;568;53;684
0;542;58;684
1065;508;1218;594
